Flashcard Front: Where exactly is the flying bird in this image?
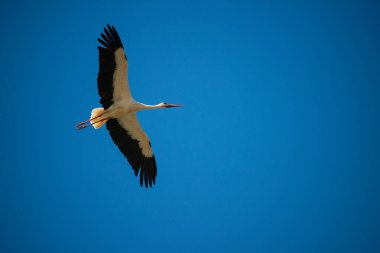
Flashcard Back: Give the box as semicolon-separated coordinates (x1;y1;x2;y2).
77;24;181;188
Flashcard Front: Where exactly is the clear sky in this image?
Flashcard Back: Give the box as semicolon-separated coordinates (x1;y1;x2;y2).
1;0;379;252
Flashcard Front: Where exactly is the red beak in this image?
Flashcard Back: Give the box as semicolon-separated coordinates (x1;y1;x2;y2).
165;103;183;108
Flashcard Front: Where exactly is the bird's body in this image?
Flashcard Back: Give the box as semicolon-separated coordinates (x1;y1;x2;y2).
77;25;181;188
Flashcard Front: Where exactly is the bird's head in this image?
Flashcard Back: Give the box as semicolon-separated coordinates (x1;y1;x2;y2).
159;102;183;108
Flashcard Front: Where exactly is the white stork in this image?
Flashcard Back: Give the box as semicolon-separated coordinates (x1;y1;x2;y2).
77;24;181;188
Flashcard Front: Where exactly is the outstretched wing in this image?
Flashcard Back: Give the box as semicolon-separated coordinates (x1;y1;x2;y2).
106;114;157;188
97;24;131;110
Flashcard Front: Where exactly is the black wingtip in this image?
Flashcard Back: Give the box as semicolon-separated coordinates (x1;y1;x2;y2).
144;172;149;188
97;38;108;48
139;169;144;186
98;24;124;51
135;156;157;188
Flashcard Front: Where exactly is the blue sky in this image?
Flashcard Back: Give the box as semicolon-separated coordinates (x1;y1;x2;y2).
1;0;379;252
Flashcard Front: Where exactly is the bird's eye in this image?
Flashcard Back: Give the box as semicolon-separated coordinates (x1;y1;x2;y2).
163;102;167;105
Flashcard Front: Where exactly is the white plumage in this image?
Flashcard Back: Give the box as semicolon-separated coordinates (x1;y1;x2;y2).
77;25;181;188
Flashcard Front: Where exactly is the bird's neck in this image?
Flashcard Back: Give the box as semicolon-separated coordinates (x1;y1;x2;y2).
135;102;162;111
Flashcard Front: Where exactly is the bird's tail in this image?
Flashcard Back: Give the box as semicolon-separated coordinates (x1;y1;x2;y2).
91;108;107;129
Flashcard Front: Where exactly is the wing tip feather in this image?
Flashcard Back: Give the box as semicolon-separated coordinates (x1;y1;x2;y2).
98;24;124;52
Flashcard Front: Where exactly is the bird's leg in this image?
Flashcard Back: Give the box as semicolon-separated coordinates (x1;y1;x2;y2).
76;111;109;128
76;117;109;130
76;122;91;130
76;114;102;126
